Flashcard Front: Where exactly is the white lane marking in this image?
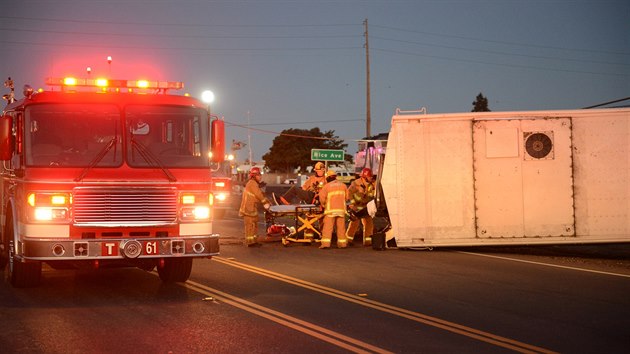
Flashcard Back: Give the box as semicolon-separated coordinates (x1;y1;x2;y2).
457;251;630;278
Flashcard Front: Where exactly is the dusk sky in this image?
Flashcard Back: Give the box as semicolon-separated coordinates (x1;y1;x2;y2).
1;0;628;162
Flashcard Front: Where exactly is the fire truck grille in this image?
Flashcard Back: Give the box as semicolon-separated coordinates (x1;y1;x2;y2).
73;189;178;225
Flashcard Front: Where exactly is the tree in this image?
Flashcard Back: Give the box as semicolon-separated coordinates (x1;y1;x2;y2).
472;93;491;112
262;127;347;173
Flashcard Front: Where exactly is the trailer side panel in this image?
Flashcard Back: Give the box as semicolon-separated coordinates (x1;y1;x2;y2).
384;108;630;247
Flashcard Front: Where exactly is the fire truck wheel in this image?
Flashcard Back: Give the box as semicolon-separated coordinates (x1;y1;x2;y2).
8;260;42;288
7;243;42;288
0;237;8;271
4;217;42;287
157;257;193;283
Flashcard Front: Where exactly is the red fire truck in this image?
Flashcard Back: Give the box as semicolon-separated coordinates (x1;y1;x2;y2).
210;161;234;219
210;176;232;219
0;76;225;287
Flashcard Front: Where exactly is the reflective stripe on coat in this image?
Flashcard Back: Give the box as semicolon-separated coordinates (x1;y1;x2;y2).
348;178;375;210
239;179;269;217
318;180;348;217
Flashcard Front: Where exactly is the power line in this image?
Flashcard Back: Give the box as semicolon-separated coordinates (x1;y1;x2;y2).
0;27;362;40
3;25;623;67
372;35;630;67
372;47;629;77
2;14;625;76
372;24;630;56
3;14;625;57
0;15;360;29
0;39;361;53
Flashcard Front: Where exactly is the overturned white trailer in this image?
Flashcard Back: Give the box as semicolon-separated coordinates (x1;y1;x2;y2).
380;107;630;247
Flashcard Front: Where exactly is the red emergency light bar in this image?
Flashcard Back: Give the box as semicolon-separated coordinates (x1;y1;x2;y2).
45;77;184;90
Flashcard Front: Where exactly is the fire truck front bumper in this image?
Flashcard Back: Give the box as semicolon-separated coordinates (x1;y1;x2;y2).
18;235;220;261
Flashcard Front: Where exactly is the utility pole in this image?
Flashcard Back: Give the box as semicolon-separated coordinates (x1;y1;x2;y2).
247;110;253;165
364;18;371;138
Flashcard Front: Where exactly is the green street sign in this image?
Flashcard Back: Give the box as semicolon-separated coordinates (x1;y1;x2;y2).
311;149;345;162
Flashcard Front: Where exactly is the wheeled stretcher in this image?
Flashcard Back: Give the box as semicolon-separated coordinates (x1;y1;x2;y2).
265;204;324;246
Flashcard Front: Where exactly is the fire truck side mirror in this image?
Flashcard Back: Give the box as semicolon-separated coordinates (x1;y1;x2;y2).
0;115;13;160
211;118;225;163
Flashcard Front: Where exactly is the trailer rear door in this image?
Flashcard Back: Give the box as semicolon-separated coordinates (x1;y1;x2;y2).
473;117;575;238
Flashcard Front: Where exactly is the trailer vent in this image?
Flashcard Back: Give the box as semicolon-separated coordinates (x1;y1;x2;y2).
524;131;554;160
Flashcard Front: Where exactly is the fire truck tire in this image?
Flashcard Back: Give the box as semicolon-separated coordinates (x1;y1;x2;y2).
7;239;42;288
8;259;42;288
4;215;42;287
0;237;7;271
157;257;193;283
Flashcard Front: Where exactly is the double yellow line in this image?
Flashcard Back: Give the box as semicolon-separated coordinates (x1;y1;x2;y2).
184;278;391;354
210;257;557;354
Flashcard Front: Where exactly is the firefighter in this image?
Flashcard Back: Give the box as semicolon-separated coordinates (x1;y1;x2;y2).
239;167;271;247
276;161;326;205
346;167;376;246
318;169;349;249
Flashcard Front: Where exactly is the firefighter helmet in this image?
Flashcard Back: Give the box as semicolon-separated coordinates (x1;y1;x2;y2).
360;167;373;179
249;167;262;178
325;169;337;182
314;162;325;171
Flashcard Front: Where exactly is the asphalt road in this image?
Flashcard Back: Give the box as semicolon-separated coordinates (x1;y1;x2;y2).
1;213;629;353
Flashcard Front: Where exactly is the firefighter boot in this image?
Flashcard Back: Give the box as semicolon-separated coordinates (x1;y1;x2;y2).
246;235;262;247
363;236;372;247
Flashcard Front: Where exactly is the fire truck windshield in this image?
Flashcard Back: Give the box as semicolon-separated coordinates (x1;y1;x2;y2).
25;104;211;168
25;104;122;167
125;105;210;168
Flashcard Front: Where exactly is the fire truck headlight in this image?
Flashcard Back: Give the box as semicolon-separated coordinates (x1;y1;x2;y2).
27;192;71;222
215;192;227;202
180;206;210;220
34;207;68;221
179;192;211;221
194;206;210;219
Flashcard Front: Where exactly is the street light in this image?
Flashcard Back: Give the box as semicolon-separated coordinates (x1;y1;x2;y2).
201;90;215;114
